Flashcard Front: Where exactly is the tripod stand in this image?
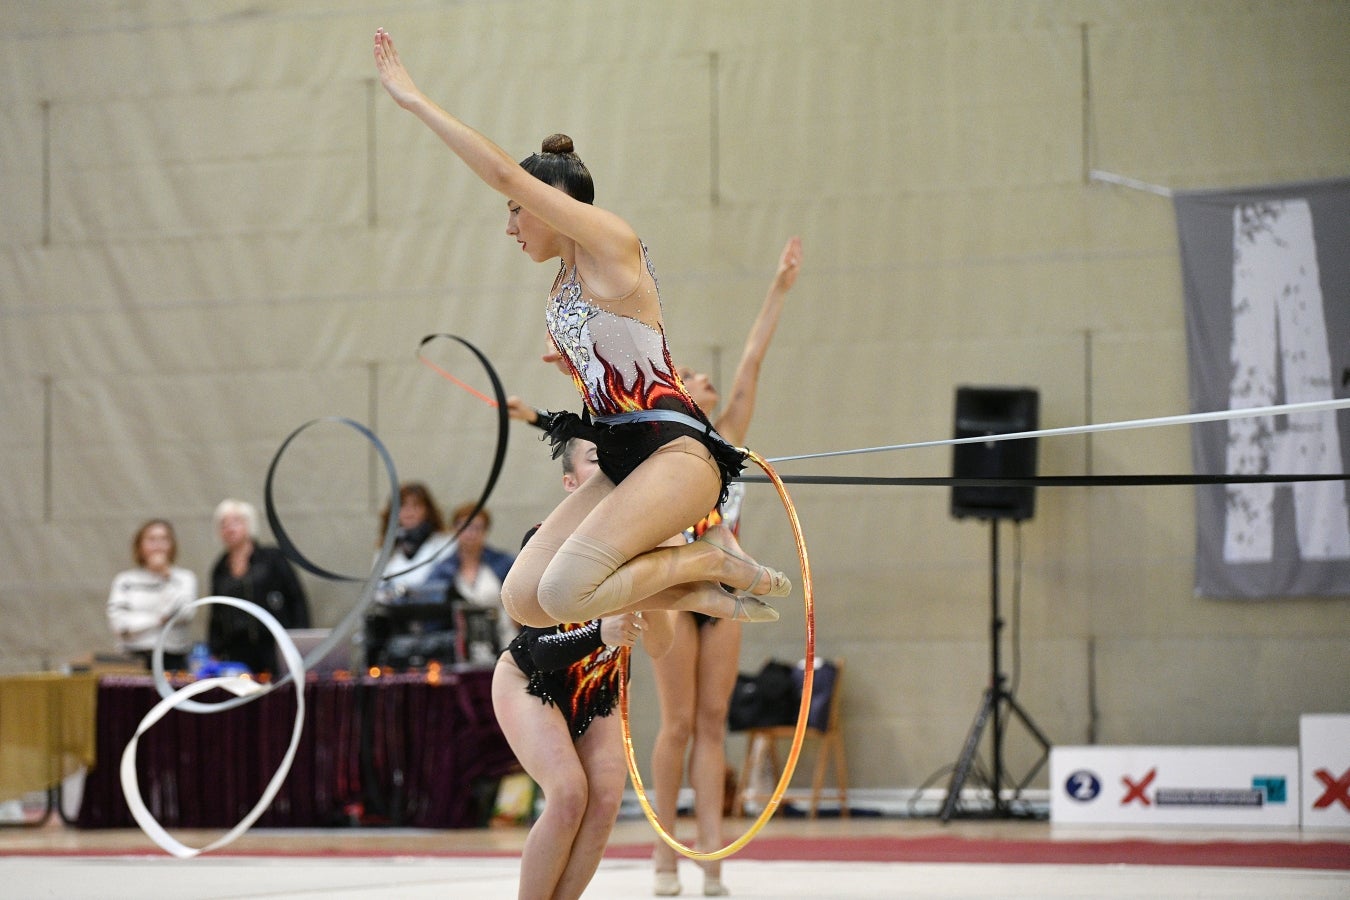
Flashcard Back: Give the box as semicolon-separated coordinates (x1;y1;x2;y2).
939;518;1052;821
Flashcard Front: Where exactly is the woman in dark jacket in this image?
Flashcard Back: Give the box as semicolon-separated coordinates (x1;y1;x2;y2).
208;498;310;676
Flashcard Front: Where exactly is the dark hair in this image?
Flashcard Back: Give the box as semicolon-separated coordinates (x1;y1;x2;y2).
132;518;177;567
560;437;595;477
520;133;595;204
378;481;446;543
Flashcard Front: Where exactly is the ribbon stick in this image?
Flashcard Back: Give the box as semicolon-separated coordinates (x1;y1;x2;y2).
418;333;501;408
154;417;402;714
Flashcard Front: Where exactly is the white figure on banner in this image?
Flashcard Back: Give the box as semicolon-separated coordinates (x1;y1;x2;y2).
1225;199;1350;562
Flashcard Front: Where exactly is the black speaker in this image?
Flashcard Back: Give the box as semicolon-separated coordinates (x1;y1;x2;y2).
950;386;1039;521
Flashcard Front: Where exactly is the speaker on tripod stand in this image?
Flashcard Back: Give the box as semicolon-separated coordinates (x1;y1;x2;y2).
950;386;1039;522
941;386;1052;821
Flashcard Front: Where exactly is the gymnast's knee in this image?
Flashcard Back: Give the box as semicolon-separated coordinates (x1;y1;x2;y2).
502;539;561;627
537;534;632;623
500;576;551;628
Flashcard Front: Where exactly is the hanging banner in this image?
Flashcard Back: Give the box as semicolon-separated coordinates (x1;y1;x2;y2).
1176;179;1350;597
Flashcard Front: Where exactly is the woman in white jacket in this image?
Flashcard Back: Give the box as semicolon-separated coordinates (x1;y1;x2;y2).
107;518;197;670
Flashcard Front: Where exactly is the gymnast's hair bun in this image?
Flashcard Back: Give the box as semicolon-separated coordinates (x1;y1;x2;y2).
541;133;575;155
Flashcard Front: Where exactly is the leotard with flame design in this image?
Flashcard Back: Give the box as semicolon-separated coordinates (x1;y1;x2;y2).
544;244;706;422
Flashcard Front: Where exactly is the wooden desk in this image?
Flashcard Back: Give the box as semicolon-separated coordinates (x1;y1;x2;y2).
0;673;99;809
76;669;516;829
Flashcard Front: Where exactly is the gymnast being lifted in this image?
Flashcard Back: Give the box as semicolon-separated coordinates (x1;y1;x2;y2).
374;28;787;627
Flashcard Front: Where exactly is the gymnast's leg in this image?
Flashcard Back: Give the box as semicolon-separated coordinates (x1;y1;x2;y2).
503;437;786;626
503;465;616;627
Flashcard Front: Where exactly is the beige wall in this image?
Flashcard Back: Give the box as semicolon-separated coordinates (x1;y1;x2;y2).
2;1;1348;792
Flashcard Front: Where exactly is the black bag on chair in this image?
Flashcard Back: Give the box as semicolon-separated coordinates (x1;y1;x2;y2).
793;660;838;731
727;659;797;731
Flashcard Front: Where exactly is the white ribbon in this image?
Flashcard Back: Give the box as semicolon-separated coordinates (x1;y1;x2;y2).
121;596;306;858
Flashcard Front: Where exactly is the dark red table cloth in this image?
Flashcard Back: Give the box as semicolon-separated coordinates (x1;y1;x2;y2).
76;669;516;829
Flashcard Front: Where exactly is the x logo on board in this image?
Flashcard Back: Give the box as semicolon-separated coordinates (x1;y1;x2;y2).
1121;768;1157;806
1312;768;1350;810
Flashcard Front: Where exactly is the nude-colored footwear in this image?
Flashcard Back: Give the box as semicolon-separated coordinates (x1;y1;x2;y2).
731;595;779;623
654;870;682;896
698;525;792;598
741;564;791;598
703;875;730;896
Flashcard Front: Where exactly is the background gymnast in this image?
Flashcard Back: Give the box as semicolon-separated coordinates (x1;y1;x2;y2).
374;27;789;630
649;236;802;897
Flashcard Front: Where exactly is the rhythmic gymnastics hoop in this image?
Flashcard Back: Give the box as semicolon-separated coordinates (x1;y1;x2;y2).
619;447;816;861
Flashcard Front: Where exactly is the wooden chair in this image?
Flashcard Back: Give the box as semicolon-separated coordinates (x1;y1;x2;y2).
735;658;848;819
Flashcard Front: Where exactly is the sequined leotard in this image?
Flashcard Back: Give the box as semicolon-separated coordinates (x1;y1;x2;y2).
542;244;745;497
507;621;623;738
546;244;693;418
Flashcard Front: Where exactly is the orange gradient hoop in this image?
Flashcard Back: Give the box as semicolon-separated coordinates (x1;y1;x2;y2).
620;447;815;861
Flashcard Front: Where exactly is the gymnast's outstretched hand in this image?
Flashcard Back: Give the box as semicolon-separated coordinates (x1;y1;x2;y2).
505;396;538;425
373;28;423;109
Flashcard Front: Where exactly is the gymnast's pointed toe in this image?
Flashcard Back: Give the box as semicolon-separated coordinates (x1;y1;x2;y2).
746;565;792;598
732;596;779;623
699;525;791;598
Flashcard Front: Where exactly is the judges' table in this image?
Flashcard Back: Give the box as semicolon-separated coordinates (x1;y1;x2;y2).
76;668;516;829
0;673;99;805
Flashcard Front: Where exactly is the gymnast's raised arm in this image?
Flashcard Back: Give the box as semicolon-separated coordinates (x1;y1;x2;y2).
714;236;803;446
372;27;640;298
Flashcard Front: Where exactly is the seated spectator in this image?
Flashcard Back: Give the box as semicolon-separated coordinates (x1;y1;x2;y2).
207;498;311;676
107;518;197;670
376;481;455;596
428;503;518;651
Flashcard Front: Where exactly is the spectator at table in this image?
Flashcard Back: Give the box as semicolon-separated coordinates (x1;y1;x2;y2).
376;481;455;595
428;502;518;651
107;518;197;671
207;498;311;676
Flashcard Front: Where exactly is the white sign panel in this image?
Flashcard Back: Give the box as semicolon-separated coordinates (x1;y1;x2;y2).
1300;714;1350;830
1051;746;1300;827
